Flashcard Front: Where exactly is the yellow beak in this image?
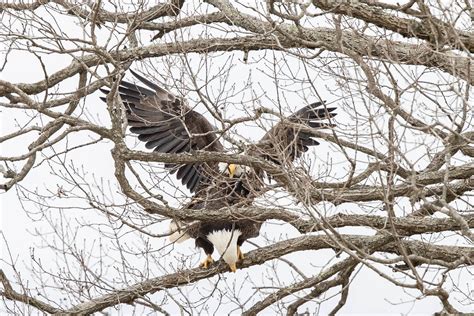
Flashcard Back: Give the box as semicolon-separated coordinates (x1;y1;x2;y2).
229;263;237;273
228;164;236;178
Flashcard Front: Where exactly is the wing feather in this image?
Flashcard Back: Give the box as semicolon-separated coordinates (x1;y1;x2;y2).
145;133;178;149
188;173;201;192
153;136;184;153
100;70;224;192
177;164;193;181
131;125;175;135
182;165;197;186
166;139;190;154
252;101;336;165
119;80;155;96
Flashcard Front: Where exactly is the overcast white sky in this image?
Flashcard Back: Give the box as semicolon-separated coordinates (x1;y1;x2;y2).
1;1;472;315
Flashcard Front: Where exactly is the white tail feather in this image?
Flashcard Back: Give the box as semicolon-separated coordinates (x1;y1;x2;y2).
169;220;190;243
207;229;242;267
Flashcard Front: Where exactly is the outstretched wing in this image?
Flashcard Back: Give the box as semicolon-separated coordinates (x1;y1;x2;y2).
100;70;224;193
251;101;336;165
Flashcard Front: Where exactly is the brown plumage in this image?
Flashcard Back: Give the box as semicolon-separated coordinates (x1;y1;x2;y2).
100;70;336;272
100;69;224;193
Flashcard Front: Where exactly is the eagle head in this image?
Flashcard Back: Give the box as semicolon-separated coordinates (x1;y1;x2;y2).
206;229;242;272
218;162;248;178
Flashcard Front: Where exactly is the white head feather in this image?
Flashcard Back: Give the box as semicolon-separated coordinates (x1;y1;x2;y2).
217;163;248;178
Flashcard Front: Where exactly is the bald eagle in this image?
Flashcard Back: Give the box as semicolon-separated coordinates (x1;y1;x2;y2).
100;70;336;272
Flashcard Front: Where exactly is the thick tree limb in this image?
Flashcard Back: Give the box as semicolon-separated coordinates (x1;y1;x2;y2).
1;31;471;99
52;234;473;315
0;270;61;314
310;0;473;53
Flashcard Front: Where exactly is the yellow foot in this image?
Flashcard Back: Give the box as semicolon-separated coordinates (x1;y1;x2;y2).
237;246;244;261
200;254;214;269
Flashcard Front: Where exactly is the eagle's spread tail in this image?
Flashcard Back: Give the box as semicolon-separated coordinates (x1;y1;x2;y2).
169;220;191;243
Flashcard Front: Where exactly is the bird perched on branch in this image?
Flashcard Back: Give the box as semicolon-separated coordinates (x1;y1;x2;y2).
100;70;336;272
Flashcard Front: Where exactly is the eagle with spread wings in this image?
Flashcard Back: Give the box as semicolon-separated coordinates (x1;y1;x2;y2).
101;70;336;272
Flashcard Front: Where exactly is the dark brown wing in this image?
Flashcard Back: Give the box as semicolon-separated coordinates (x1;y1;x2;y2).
251;101;336;165
100;70;224;192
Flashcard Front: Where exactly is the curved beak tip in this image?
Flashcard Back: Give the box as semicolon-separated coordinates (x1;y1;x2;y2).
228;164;236;178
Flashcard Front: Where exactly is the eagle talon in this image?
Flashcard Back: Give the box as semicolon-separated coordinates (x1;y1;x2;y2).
200;254;214;269
237;246;244;261
229;263;237;273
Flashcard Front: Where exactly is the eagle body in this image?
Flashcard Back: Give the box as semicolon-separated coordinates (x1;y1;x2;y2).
170;218;261;272
192;220;261;271
100;70;336;272
191;220;261;253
